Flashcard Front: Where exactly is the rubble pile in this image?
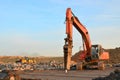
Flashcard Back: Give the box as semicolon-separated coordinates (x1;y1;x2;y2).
0;61;64;71
92;69;120;80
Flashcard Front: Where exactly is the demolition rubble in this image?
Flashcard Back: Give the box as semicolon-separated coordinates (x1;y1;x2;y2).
0;61;64;71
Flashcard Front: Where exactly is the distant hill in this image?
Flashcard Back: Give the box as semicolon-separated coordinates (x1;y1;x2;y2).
0;56;63;63
0;47;120;64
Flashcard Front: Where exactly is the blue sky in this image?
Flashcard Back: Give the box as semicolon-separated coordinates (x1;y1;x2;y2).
0;0;120;56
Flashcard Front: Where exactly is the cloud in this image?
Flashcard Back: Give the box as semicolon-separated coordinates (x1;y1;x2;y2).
49;0;104;6
0;28;65;56
94;14;120;21
70;25;120;55
0;33;44;55
88;26;120;49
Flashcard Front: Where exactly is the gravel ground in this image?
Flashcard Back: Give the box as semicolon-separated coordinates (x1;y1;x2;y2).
93;68;120;80
19;67;119;80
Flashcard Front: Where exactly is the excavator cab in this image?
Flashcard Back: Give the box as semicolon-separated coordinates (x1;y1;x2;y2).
91;44;109;61
91;45;102;60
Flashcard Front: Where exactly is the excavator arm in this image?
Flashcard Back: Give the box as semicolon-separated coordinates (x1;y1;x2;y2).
64;8;91;70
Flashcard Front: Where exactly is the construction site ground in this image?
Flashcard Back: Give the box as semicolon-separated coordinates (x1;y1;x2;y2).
14;67;119;80
0;47;120;80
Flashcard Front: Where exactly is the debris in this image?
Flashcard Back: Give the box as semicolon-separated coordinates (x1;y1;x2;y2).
92;69;120;80
65;69;68;73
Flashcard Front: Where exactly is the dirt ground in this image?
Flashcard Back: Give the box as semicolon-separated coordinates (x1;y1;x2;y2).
0;47;120;80
18;67;119;80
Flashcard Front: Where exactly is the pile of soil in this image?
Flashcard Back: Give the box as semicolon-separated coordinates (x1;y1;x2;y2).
72;47;120;64
106;47;120;64
92;69;120;80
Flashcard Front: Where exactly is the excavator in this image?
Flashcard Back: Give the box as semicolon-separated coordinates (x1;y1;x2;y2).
16;57;36;64
63;8;109;70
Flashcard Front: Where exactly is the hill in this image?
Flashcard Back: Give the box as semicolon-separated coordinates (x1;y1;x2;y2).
0;47;120;64
0;56;63;63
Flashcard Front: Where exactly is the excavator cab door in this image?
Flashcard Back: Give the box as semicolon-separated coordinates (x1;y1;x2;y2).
91;45;101;60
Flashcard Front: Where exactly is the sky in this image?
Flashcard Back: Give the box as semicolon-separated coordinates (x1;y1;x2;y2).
0;0;120;56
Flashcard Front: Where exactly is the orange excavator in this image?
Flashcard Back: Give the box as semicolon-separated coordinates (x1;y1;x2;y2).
63;8;109;70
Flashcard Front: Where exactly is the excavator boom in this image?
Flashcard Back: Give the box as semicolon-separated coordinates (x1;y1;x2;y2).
66;8;91;56
64;8;92;70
